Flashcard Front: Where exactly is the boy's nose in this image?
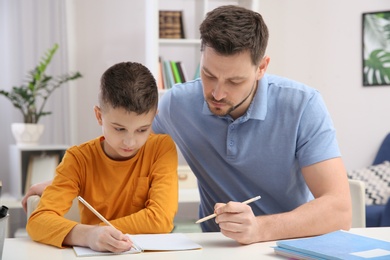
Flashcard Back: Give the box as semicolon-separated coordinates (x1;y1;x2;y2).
123;136;135;147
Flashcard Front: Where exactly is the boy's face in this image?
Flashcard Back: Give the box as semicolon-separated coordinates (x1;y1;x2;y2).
94;105;156;160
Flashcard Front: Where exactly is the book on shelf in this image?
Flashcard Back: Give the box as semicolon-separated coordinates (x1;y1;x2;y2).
163;60;175;89
159;10;185;39
159;57;193;90
176;61;187;83
274;230;390;260
193;63;200;79
170;61;182;84
73;233;202;257
157;57;165;90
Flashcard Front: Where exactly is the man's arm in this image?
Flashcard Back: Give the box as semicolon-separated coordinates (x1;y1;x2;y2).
214;157;352;244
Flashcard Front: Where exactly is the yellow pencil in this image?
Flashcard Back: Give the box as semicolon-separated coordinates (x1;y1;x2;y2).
195;195;261;224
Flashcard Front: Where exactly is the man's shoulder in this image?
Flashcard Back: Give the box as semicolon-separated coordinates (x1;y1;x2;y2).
159;79;204;109
266;74;317;94
170;78;203;96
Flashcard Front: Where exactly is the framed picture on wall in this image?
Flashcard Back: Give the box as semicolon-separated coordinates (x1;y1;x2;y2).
362;10;390;86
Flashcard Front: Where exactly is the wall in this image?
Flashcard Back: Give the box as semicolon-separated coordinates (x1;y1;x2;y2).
59;0;389;173
65;0;147;145
258;0;390;170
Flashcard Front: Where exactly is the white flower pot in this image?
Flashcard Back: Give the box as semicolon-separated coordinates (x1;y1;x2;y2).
11;123;44;146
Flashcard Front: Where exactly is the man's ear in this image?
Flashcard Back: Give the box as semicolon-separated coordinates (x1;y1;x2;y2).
256;55;271;80
94;105;103;126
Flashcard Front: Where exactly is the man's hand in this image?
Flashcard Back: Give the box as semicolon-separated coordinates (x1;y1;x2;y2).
214;201;260;244
22;180;52;212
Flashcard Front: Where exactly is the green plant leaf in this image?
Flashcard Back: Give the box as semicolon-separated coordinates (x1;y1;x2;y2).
363;49;390;86
0;43;82;123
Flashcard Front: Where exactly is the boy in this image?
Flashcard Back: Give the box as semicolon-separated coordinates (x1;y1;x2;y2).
26;62;178;253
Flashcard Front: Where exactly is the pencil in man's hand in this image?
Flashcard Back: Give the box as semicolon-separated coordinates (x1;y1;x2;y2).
195;195;261;224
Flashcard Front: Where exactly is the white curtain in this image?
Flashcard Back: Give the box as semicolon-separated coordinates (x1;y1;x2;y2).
0;0;70;194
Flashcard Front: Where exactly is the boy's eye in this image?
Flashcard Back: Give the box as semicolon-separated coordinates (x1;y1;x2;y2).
114;127;126;131
138;128;149;133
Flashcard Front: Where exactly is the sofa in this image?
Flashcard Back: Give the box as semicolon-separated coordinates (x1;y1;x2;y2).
348;133;390;227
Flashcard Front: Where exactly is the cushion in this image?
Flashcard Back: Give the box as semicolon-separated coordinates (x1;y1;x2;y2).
347;161;390;205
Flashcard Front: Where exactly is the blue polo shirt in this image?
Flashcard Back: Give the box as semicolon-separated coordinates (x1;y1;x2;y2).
153;74;341;232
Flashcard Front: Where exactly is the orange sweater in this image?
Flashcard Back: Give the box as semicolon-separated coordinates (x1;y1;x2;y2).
27;134;178;248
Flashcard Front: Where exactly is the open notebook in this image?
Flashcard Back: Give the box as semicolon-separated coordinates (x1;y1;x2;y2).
73;233;202;257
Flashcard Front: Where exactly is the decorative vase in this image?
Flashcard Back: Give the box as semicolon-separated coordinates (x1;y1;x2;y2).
11;123;44;146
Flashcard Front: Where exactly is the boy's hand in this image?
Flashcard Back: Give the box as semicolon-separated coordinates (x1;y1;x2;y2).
64;225;133;253
22;180;52;212
87;226;133;253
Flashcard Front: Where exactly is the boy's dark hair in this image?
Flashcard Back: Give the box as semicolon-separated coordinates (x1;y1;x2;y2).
199;5;269;66
99;62;158;114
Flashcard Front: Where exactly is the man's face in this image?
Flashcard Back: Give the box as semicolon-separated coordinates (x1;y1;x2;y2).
200;47;266;119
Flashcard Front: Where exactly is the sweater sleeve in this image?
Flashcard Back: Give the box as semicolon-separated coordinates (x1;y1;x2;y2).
26;150;81;248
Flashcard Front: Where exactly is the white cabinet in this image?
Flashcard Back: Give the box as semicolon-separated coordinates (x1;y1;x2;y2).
9;145;68;199
144;0;259;82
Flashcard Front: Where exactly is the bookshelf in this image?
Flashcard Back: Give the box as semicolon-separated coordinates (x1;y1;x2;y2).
9;145;68;199
144;0;259;91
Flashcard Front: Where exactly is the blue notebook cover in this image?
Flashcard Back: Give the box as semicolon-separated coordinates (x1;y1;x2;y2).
274;230;390;260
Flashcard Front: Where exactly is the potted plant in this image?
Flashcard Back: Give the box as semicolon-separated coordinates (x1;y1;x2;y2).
0;43;82;145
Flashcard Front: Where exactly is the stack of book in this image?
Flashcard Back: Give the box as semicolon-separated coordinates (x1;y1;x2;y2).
159;10;185;39
158;57;188;90
274;230;390;259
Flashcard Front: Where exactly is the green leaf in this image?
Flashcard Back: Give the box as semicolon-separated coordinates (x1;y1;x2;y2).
0;43;82;123
363;49;390;86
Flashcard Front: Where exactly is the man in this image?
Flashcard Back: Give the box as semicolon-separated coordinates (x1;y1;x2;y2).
152;5;351;244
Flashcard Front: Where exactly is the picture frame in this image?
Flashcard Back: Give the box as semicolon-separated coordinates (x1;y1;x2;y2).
25;154;59;193
362;11;390;86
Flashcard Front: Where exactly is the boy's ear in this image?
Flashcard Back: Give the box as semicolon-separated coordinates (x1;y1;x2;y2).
94;106;103;125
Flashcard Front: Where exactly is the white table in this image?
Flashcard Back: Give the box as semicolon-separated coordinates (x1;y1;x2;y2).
3;228;390;260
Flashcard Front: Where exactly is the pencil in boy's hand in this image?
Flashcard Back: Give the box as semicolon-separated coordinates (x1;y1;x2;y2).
77;196;116;229
195;195;261;224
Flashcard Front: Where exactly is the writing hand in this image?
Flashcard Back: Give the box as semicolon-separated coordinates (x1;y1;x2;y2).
86;226;133;253
214;201;260;244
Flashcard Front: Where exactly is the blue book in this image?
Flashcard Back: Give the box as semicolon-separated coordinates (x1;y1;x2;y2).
274;230;390;260
163;60;175;89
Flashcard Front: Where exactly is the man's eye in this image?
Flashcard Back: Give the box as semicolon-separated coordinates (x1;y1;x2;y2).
229;80;243;86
